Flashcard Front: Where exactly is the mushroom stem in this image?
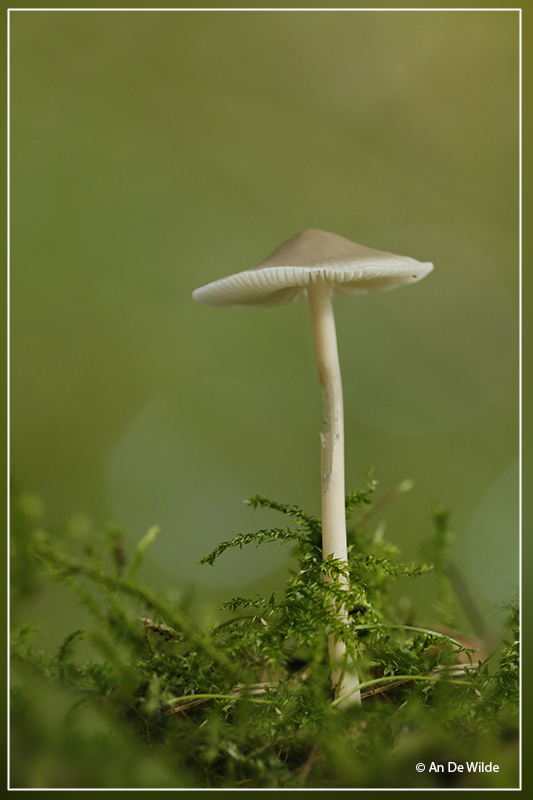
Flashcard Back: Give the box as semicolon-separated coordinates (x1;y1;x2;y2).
307;275;361;706
307;276;347;564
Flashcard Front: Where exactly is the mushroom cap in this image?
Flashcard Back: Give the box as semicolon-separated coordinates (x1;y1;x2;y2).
192;229;434;307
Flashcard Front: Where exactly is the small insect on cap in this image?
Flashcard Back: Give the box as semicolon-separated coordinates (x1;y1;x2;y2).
192;229;434;308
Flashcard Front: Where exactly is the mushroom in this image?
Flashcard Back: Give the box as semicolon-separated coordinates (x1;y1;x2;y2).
193;229;433;705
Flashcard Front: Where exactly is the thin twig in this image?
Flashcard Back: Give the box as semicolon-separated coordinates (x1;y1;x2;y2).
332;672;469;708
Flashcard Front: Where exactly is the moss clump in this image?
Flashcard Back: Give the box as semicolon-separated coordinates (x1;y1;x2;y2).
10;479;519;789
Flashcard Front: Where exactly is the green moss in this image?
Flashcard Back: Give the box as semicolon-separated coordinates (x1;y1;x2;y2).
9;478;519;789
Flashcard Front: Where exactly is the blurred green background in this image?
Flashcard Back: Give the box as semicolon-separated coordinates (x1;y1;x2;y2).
10;10;519;640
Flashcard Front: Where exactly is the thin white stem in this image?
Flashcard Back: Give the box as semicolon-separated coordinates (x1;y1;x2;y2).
307;275;361;707
307;277;346;563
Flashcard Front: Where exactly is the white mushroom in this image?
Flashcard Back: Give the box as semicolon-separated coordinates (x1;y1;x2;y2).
193;229;433;705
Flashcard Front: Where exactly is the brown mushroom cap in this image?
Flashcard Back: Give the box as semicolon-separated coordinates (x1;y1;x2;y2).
192;229;434;307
